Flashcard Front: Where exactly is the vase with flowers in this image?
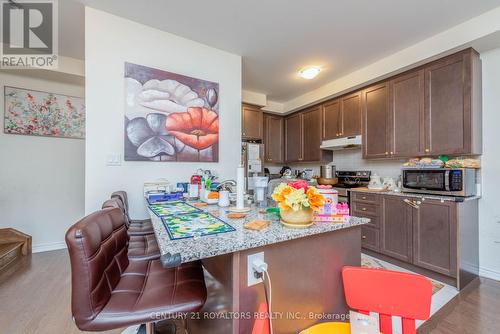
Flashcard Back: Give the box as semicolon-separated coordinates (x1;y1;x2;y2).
272;180;325;228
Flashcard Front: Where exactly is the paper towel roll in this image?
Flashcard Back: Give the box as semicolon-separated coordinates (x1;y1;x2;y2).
236;166;245;209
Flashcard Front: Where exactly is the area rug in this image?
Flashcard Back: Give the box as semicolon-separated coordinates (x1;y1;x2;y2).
361;254;445;294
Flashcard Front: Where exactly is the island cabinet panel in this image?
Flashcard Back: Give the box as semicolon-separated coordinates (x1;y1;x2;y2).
242;104;263;140
380;196;413;262
341;92;362;137
362;82;391;159
412;200;458;277
302;106;322;161
361;226;380;251
285;113;303;162
322;99;342;140
424;50;478;156
390;70;425;157
263;113;284;163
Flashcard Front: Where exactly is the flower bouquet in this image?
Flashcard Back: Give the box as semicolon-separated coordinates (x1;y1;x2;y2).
272;180;325;228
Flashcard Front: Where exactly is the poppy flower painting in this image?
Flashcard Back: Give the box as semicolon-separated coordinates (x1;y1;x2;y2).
124;62;219;162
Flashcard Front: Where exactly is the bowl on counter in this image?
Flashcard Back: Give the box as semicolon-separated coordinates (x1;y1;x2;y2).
316;177;338;186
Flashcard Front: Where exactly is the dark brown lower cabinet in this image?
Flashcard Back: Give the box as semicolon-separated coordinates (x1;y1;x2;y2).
380;196;413;262
412;200;458;277
354;192;476;286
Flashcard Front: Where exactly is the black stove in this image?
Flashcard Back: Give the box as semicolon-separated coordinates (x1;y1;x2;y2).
332;171;371;201
335;170;371;187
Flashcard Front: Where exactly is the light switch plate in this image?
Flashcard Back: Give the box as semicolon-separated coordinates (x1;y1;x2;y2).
106;153;122;166
247;252;264;287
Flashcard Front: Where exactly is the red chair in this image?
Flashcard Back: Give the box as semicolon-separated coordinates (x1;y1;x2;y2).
342;266;432;334
254;267;432;334
251;302;270;334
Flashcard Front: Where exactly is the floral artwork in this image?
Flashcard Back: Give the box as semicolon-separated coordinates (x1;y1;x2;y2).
272;180;325;211
162;212;235;240
124;62;220;162
4;86;85;139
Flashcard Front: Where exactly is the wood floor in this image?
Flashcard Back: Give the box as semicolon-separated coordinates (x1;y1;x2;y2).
0;250;122;334
1;250;499;334
418;277;500;334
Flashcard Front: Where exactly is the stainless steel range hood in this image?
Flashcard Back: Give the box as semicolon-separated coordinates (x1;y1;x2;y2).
320;135;362;150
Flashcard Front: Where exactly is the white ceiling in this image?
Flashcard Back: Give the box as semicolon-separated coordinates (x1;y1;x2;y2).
61;0;500;102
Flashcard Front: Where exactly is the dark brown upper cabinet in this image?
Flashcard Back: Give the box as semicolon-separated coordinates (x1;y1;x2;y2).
322;93;361;140
285;107;332;163
263;113;284;163
322;99;341;140
424;49;482;156
285;113;303;162
302;107;323;161
390;70;425;157
341;92;362;137
242;104;263;140
362;48;481;159
362;82;391;159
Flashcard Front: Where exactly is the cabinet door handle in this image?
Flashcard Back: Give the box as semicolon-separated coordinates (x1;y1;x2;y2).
425;148;430;153
404;199;420;209
362;196;367;200
362;235;367;240
390;151;394;155
362;208;367;211
385;152;389;155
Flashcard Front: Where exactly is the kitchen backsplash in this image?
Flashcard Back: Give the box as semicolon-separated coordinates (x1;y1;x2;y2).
265;149;405;179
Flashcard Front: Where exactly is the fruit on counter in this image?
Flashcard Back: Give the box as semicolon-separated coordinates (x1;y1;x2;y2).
445;158;480;168
403;158;444;168
403;157;480;169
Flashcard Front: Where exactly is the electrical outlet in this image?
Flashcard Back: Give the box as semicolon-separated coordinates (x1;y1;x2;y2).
106;153;122;166
247;252;264;287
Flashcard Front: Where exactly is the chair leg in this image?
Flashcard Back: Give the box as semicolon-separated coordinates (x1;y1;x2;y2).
145;323;155;334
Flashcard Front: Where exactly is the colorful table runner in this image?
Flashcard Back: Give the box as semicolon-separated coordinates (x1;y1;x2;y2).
161;212;236;240
149;201;201;217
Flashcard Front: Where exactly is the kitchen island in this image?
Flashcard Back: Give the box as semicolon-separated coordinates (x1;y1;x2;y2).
148;204;369;334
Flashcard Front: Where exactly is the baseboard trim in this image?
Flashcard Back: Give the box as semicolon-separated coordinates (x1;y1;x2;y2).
32;241;67;253
479;266;500;281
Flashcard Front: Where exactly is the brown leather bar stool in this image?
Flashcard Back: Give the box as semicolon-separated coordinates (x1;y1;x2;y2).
102;199;160;261
111;190;153;226
105;195;155;236
65;208;207;332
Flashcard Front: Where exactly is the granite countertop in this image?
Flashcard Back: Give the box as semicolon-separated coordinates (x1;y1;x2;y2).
348;188;481;202
149;203;369;264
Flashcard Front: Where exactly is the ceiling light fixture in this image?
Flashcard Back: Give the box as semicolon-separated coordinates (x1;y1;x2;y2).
299;66;321;80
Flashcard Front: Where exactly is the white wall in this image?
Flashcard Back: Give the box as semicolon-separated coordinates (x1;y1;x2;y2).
0;71;85;252
282;7;500;112
85;8;242;219
478;47;500;280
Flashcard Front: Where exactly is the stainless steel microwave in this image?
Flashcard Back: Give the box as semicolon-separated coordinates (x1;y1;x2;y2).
402;168;477;197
